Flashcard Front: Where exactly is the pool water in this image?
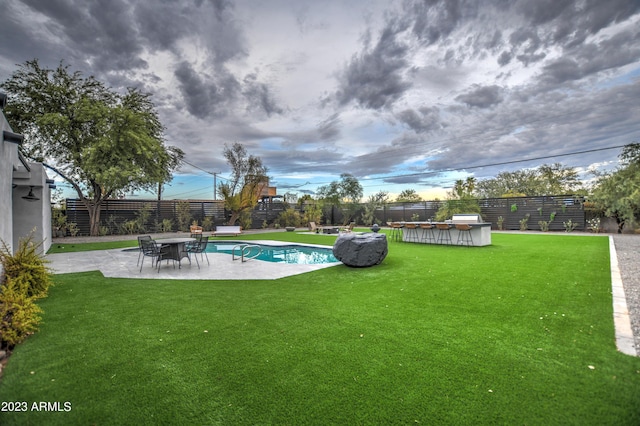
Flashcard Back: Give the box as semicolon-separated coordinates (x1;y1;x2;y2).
206;242;339;264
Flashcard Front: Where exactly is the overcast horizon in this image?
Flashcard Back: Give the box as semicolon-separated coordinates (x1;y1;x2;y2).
1;0;639;201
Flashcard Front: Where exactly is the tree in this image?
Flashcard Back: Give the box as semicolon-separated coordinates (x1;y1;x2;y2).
475;163;582;198
316;173;363;225
396;189;422;203
362;191;390;225
435;177;481;221
589;143;640;231
1;60;184;235
218;142;268;226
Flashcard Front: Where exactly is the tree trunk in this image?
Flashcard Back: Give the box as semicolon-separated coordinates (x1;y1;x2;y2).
86;201;102;236
227;212;240;226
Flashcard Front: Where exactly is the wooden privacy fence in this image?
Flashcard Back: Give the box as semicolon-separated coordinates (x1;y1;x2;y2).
62;195;588;235
65;199;225;235
324;195;587;232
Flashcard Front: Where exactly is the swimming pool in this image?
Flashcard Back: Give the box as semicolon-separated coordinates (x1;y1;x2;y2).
206;241;339;264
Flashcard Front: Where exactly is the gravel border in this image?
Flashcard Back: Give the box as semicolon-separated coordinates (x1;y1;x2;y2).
612;234;640;355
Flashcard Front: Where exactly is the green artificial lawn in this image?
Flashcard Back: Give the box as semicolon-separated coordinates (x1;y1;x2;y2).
1;233;639;425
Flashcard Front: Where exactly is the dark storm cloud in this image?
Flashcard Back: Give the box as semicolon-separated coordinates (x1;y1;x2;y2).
455;85;503;108
20;0;147;72
3;0;640;196
540;27;640;86
242;73;284;117
408;0;468;45
174;61;240;119
336;19;412;110
397;107;444;133
316;113;342;141
424;77;640;177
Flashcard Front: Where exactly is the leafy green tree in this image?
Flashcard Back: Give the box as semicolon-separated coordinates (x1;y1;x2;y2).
316;173;363;225
1;60;184;235
395;189;422;203
218;142;268;227
362;191;390;225
475;163;582;198
590;143;640;231
436;177;481;221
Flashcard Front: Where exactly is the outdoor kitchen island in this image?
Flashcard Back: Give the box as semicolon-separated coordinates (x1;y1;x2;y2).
399;214;492;247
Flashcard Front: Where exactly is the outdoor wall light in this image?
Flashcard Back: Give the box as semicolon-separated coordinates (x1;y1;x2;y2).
22;186;40;202
3;130;24;144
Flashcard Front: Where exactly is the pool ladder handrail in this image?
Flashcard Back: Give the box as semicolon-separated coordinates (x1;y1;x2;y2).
231;244;262;262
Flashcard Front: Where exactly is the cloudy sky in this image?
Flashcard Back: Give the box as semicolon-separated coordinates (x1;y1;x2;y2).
2;0;639;200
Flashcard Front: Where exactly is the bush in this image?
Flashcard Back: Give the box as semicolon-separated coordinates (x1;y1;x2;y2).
563;219;578;233
0;277;43;349
277;208;302;227
162;218;173;232
0;234;53;350
302;204;322;227
176;201;192;231
202;216;214;232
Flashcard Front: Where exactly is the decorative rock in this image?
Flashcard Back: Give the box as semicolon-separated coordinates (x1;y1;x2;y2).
333;232;388;267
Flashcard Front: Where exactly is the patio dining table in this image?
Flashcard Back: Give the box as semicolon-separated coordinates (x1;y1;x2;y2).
155;237;195;269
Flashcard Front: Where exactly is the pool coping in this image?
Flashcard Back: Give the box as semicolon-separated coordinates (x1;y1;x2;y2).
46;240;342;281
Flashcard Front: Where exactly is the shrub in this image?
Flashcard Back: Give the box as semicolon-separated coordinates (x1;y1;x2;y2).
122;220;138;235
587;217;601;233
176;201;192;231
134;203;153;232
538;220;550;232
0;277;43;349
67;222;80;237
0;234;53;350
302;204;322;227
277;208;302;228
519;214;530;231
0;235;52;299
563;219;578;233
162;218;173;232
202;216;214;232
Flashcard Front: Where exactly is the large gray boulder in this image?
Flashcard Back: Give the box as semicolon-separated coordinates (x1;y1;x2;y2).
333;232;388;267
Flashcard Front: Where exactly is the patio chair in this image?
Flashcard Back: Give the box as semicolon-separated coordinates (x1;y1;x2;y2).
190;233;206;241
187;238;210;268
309;222;319;233
137;235;152;266
140;239;164;273
341;222;356;233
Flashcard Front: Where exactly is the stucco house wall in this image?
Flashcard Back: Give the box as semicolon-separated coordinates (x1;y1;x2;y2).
1;93;52;257
0;107;18;251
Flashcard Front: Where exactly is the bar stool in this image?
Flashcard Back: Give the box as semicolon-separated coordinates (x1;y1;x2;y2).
455;223;474;246
436;223;452;245
404;223;419;242
419;223;436;244
390;222;403;242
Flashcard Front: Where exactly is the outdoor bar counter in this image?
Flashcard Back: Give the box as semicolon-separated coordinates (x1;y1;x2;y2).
396;215;492;247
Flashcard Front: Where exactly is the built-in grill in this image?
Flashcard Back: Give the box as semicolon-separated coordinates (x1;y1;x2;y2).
451;214;483;224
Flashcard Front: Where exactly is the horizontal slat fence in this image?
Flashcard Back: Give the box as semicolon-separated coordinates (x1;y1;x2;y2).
62;195;587;235
65;199;225;235
320;195;586;231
